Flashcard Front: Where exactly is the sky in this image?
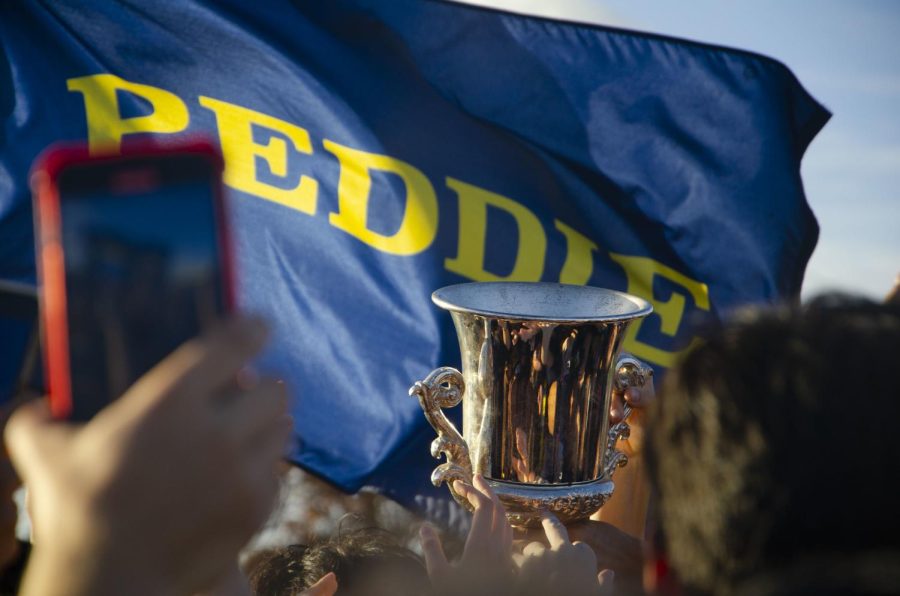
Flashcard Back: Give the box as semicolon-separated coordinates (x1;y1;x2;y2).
463;0;900;300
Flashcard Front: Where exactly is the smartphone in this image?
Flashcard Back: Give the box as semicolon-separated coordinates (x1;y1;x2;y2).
31;141;234;420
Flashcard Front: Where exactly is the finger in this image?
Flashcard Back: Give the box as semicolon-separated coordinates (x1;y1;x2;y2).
511;552;526;568
4;399;76;480
231;444;286;539
235;366;260;390
455;479;491;512
170;316;270;398
225;380;289;444
473;473;499;512
251;412;294;464
231;394;292;532
121;316;269;411
222;383;291;511
541;512;571;550
247;413;293;494
624;386;643;407
472;474;512;552
624;379;655;409
517;544;551;587
522;541;546;558
572;541;598;567
419;524;451;581
608;390;625;425
300;572;338;596
597;569;615;595
455;480;494;559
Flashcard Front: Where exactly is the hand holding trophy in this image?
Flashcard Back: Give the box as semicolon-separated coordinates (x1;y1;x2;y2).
410;282;653;527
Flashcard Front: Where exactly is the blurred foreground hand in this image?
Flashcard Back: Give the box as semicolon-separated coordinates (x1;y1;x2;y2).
5;317;291;596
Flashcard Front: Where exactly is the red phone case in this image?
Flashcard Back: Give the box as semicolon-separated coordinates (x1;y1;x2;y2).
30;140;235;419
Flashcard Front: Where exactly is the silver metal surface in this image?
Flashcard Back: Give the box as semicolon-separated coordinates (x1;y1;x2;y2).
410;282;653;526
409;367;472;506
432;282;652;322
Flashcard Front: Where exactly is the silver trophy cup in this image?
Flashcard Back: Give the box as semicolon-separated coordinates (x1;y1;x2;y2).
410;282;653;527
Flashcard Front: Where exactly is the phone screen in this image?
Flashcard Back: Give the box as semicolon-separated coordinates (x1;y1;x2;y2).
57;155;226;420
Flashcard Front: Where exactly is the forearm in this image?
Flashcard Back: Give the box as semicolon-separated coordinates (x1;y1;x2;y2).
592;443;651;539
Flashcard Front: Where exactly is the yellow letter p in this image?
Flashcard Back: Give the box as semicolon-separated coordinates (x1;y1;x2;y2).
67;74;189;153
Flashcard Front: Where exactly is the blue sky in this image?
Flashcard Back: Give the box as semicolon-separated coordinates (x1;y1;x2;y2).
467;0;900;299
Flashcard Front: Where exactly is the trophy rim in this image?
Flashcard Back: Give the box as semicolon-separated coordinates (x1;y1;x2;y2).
432;282;653;323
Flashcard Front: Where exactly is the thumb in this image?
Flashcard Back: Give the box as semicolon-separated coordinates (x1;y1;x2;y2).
608;390;626;424
300;572;338;596
4;399;75;480
597;569;615;595
419;523;452;582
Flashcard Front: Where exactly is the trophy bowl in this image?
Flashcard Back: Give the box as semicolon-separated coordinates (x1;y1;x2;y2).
410;282;653;527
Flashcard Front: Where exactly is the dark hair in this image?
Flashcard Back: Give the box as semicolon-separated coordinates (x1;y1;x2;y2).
246;544;309;596
247;524;429;596
645;295;900;594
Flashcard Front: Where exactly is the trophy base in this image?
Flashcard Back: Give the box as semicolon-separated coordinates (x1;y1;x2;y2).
486;477;615;527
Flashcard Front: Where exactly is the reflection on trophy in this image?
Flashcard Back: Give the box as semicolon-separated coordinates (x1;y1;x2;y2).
410;282;653;527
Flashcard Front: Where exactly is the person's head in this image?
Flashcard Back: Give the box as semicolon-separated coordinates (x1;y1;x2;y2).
247;525;430;596
645;295;900;595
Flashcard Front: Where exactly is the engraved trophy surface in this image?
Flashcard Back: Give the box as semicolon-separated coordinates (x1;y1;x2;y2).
410;282;653;527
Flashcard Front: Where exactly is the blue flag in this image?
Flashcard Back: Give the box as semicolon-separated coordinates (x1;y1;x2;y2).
0;1;827;514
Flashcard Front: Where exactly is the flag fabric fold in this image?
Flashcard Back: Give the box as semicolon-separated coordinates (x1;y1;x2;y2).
0;0;828;515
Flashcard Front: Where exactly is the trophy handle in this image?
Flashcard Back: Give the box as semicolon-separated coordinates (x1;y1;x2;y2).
409;367;474;509
603;354;653;478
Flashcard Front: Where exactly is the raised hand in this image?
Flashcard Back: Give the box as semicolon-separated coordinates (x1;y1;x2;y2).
6;316;291;596
420;474;514;595
599;368;657;539
609;370;656;430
